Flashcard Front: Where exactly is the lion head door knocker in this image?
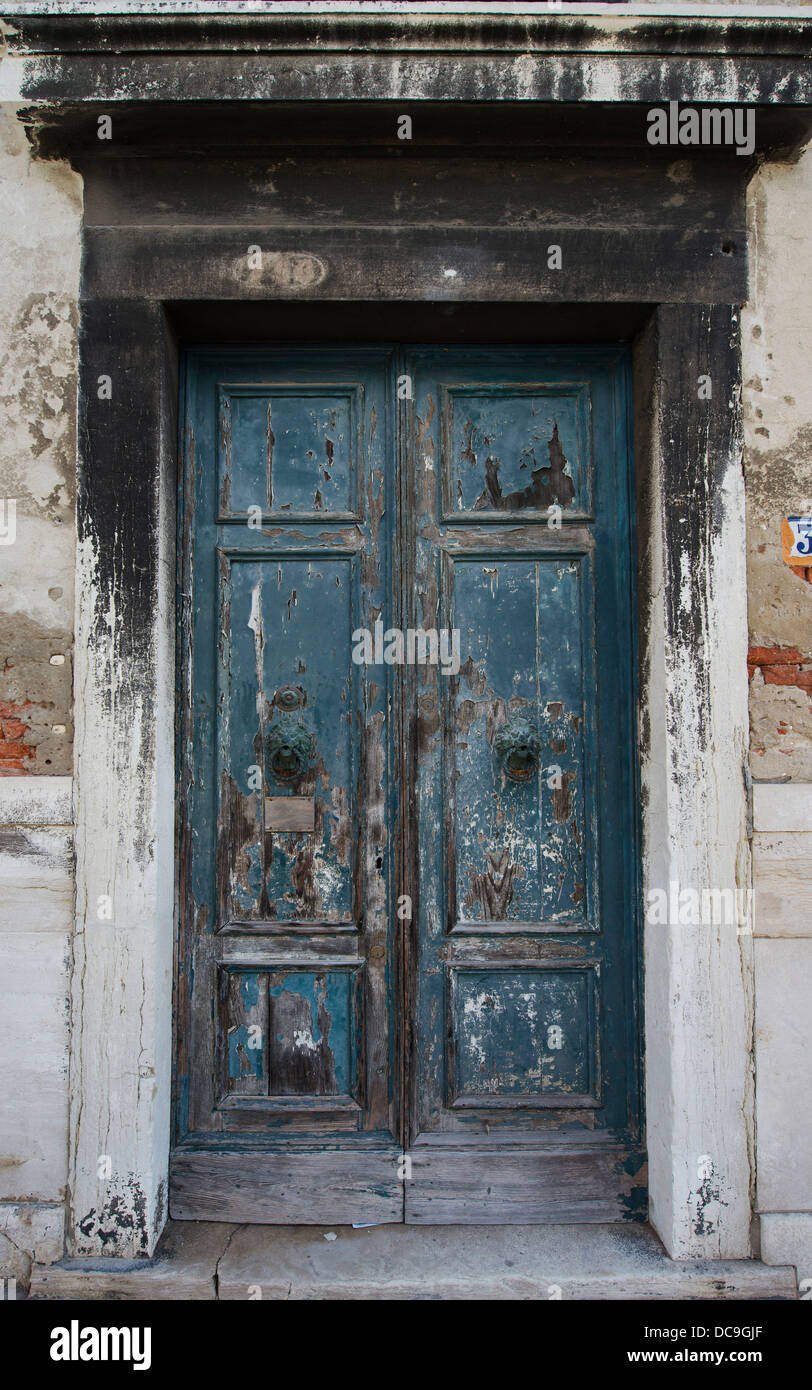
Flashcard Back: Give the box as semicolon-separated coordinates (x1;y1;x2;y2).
494;711;541;783
265;685;314;784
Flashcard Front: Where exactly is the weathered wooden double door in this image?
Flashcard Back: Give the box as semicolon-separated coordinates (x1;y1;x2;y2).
172;345;644;1224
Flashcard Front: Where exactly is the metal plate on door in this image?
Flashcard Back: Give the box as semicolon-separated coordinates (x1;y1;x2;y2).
264;796;316;833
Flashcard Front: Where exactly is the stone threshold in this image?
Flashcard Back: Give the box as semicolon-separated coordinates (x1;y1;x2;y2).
29;1221;798;1301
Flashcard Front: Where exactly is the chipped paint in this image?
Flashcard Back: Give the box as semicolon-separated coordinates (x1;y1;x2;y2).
178;347;394;1169
76;1176;150;1257
406;345;637;1216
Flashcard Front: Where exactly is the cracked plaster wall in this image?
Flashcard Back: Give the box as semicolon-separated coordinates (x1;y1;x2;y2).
0;86;79;1283
744;149;812;1286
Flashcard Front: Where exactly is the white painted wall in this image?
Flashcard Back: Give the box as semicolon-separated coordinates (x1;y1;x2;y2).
68;376;176;1259
0;778;73;1283
640;310;754;1261
752;786;812;1287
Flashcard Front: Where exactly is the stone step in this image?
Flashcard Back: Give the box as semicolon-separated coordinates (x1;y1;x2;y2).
29;1220;798;1301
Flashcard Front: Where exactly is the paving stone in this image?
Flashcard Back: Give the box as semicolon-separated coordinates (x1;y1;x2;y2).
29;1220;234;1300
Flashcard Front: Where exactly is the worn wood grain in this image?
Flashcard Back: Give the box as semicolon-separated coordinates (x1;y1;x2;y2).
404;1140;647;1224
170;1147;402;1225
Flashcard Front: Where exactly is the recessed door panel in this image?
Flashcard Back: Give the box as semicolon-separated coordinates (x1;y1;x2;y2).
440;381;591;519
449;964;599;1106
450;552;595;930
216;551;357;926
218;383;362;519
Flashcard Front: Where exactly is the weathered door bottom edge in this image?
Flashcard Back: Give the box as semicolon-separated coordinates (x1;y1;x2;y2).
169;1145;403;1225
403;1142;647;1225
169;1139;645;1226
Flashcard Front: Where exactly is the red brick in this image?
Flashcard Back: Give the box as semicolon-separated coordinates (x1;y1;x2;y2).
2;718;29;740
747;645;804;666
0;740;31;759
0;699;31;719
761;665;812;688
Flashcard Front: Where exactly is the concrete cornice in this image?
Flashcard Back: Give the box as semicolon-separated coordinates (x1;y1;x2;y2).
4;3;810;159
1;0;811;15
2;10;812;55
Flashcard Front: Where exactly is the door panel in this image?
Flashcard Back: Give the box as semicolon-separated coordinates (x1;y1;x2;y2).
440;380;591;519
448;551;596;930
172;344;644;1225
403;348;643;1221
449;964;599;1105
217;550;358;928
173;348;401;1224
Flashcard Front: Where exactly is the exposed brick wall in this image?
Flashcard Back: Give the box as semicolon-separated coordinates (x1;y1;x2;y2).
0;699;36;775
748;646;812;692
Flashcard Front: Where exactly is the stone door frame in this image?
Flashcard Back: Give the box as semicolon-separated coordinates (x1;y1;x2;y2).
67;289;753;1260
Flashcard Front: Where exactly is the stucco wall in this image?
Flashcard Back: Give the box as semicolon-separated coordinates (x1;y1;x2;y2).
745;148;812;781
743;147;812;1284
0;777;72;1285
0;99;79;1285
0;103;78;777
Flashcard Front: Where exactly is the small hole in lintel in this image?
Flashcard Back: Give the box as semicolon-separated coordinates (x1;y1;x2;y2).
721;242;734;256
376;854;383;870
